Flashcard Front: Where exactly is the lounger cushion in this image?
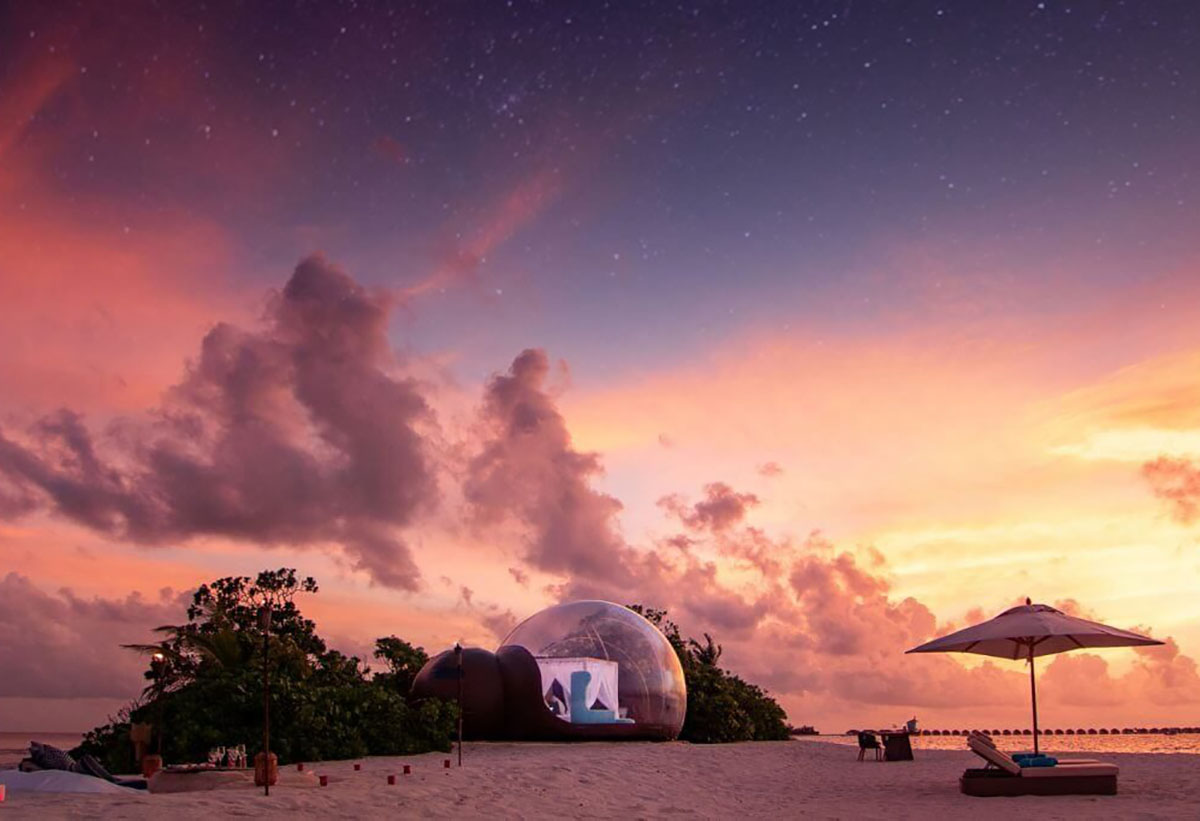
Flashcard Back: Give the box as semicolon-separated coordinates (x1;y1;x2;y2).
1018;755;1058;767
1021;763;1119;778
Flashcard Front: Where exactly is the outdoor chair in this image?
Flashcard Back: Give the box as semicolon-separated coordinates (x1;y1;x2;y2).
856;732;882;761
961;734;1118;796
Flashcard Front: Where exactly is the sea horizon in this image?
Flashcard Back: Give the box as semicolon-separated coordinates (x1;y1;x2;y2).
6;727;1200;770
799;732;1200;756
0;731;88;768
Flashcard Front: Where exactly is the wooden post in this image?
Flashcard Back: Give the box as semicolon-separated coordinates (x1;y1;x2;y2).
261;605;272;797
455;643;464;767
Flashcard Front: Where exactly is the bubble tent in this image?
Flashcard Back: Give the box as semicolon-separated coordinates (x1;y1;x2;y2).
502;600;687;734
411;600;687;741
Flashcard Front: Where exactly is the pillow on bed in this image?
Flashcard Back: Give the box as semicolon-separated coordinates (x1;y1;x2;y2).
29;741;77;771
74;753;117;782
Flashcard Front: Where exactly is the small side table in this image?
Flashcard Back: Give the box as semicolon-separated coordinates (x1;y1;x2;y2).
880;731;914;761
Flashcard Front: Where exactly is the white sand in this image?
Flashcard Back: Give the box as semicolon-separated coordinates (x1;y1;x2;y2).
2;739;1195;819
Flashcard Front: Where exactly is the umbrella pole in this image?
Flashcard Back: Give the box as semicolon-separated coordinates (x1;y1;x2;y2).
1028;645;1039;755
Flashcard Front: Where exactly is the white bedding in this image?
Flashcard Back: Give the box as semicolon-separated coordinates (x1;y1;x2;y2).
0;768;132;794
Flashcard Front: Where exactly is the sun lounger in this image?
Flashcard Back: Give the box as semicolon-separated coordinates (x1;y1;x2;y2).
967;731;1100;765
961;735;1117;796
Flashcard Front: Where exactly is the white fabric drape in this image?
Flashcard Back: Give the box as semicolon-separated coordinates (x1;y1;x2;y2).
535;657;621;721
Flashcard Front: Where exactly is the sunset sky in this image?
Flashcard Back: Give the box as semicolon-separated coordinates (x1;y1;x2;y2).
2;1;1200;734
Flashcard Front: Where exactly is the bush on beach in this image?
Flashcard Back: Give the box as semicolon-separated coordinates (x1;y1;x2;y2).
73;569;456;771
628;605;791;743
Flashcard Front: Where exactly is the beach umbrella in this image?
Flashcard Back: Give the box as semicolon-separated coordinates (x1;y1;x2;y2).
906;598;1163;754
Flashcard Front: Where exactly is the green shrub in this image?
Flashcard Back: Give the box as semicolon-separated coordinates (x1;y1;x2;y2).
628;605;790;743
72;568;456;771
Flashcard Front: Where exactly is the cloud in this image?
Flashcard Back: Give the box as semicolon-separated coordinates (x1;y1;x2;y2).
400;169;562;302
461;353;1200;723
659;482;760;532
0;573;184;699
1040;635;1200;708
1142;456;1200;524
757;461;784;477
456;585;518;640
0;256;437;589
464;348;635;586
0;35;73;169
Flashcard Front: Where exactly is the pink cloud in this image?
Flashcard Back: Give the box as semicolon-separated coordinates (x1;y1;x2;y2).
465;349;635;586
459;353;1200;724
0;256;436;589
1142;456;1200;524
0;573;185;699
659;482;760;532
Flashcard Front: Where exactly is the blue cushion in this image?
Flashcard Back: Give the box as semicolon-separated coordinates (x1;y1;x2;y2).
569;671;626;724
1018;755;1059;767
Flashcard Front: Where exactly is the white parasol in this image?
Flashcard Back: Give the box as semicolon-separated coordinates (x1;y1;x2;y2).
907;598;1163;753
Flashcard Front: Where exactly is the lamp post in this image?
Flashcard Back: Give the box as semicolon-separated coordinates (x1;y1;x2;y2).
150;652;166;757
260;605;272;797
454;643;464;767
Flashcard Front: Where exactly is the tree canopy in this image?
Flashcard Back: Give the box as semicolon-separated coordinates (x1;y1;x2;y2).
628;605;791;743
76;568;454;772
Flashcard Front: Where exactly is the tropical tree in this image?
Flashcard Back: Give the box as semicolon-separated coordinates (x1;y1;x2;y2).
628;604;790;743
76;569;455;770
372;636;429;693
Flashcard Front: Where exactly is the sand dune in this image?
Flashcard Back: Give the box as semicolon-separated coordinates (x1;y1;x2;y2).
2;739;1195;819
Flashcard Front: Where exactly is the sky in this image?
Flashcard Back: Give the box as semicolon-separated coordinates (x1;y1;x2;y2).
2;0;1200;734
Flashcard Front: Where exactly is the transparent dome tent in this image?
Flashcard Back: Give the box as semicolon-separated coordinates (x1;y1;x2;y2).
499;600;687;738
411;599;687;740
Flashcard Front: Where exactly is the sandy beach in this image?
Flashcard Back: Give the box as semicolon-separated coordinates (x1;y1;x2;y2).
3;739;1196;819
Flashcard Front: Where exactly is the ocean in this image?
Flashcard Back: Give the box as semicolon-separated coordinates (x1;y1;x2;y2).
5;730;1199;767
0;732;85;768
797;732;1200;755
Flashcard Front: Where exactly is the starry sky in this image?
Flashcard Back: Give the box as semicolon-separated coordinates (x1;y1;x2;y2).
3;1;1200;733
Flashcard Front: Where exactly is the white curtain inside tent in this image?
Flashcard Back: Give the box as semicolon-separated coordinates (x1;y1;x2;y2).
535;657;622;722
